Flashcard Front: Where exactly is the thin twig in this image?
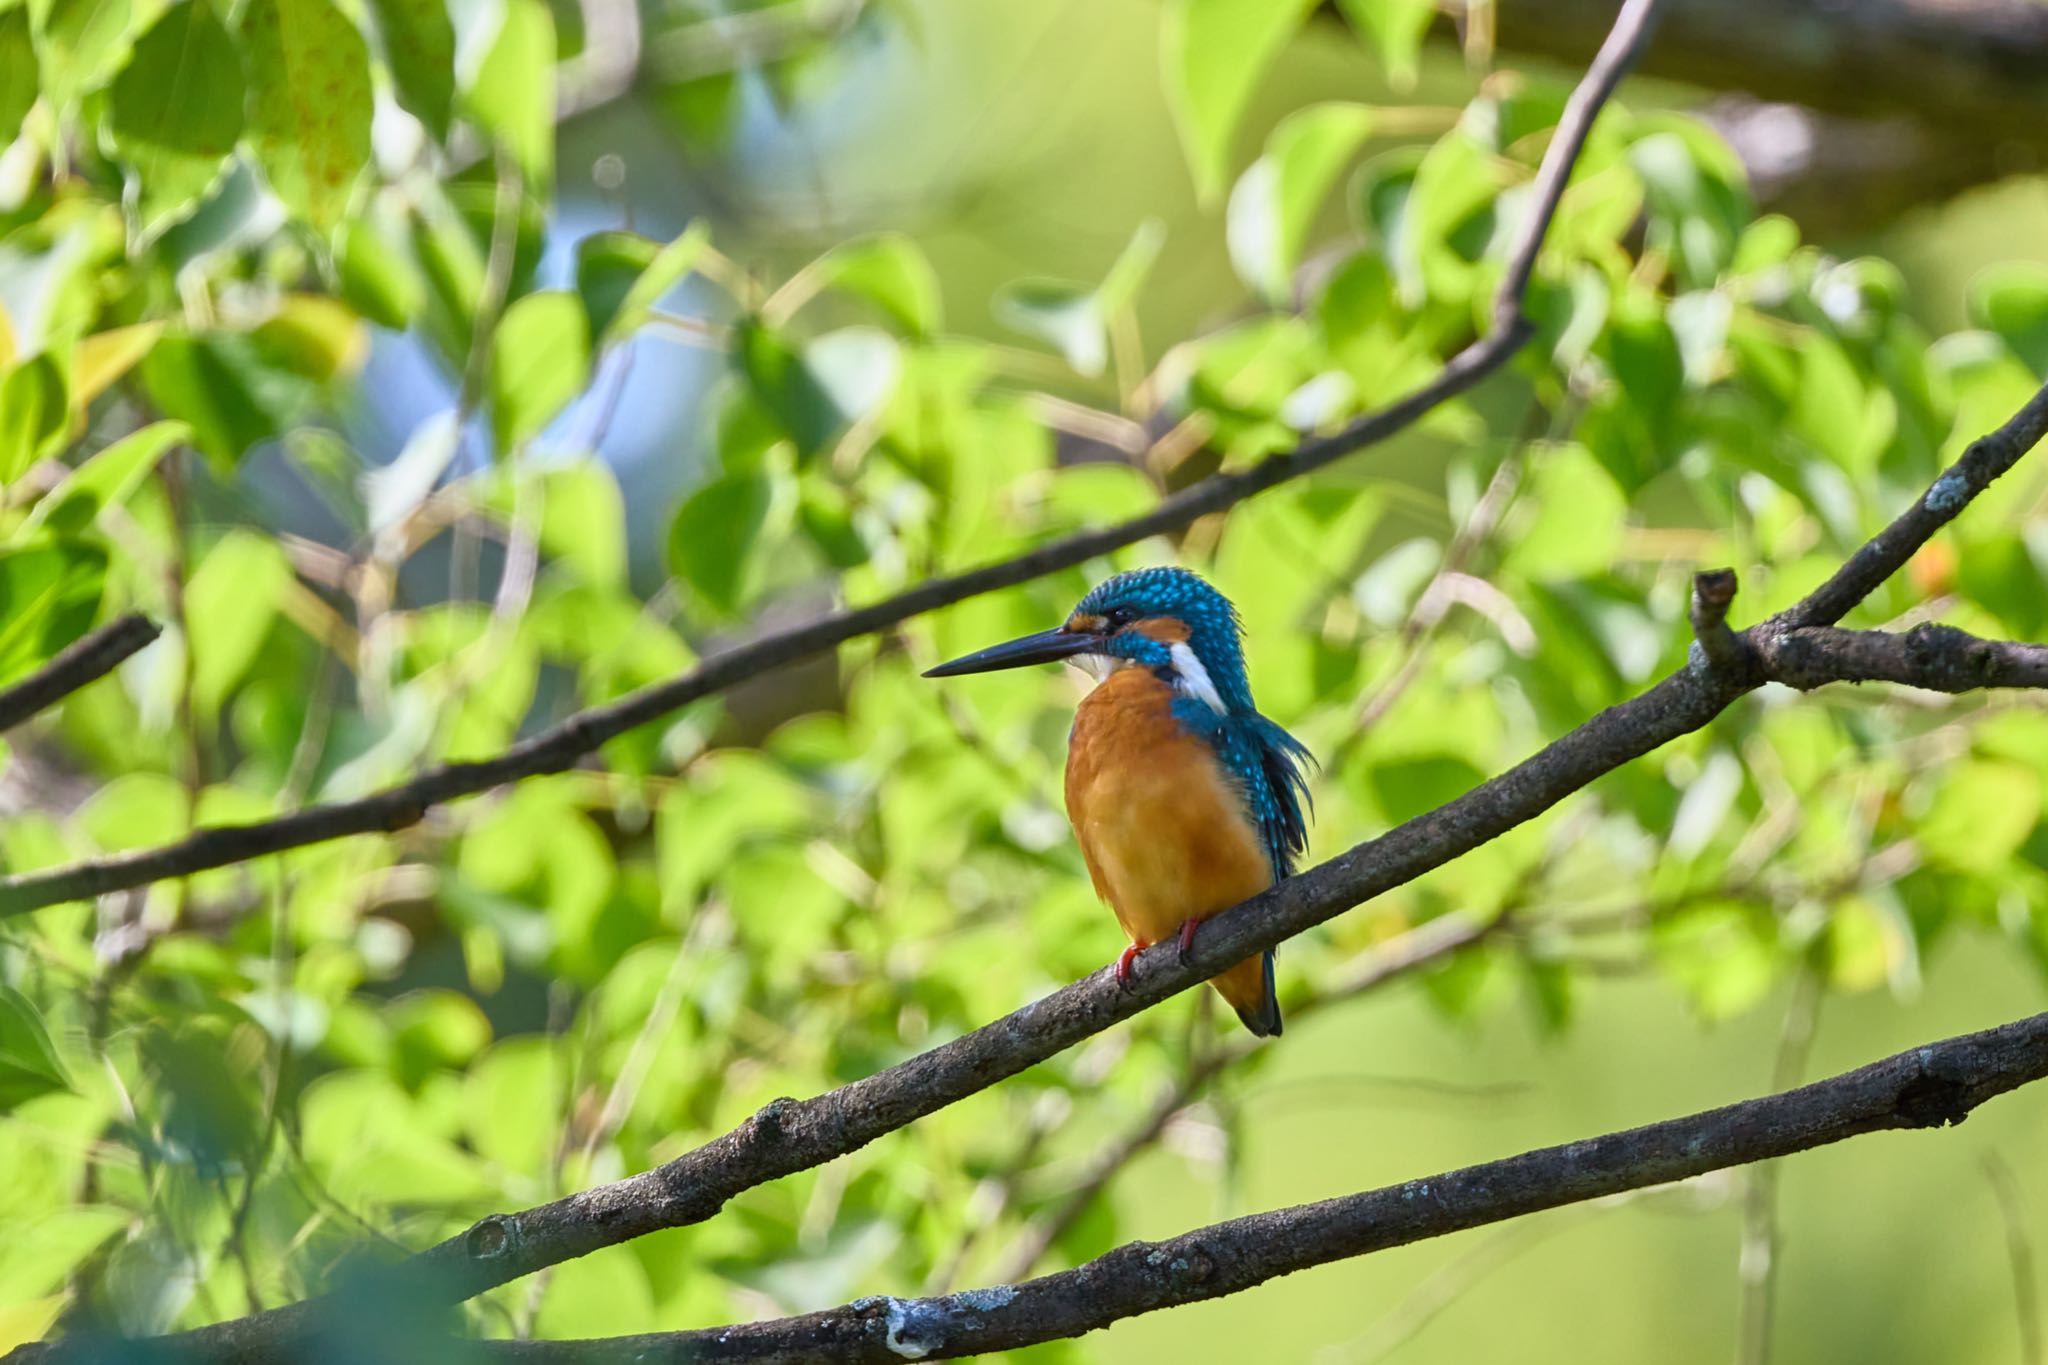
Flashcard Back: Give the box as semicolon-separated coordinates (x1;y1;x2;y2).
1985;1151;2045;1365
1734;965;1822;1365
0;614;159;731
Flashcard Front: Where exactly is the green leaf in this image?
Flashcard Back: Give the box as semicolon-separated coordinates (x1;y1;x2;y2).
388;989;492;1088
1500;443;1626;580
733;319;841;460
18;420;186;538
1970;262;2048;377
1227;102;1375;301
992;280;1104;376
0;355;69;483
106;1;243;162
139;333;312;470
184;529;292;714
241;0;374;230
0;985;70;1112
30;0;137;113
1919;759;2041;873
812;233;942;337
252;295;367;382
538;460;626;589
1336;0;1432;87
337;217;426;330
0;538;108;686
1627;123;1751;289
1161;0;1318;202
461;0;554;188
489;290;590;452
366;0;455;139
666;471;775;617
1653;902;1777;1021
576;221;707;346
0;5;37;140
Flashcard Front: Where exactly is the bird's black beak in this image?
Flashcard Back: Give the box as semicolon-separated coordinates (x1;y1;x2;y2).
923;626;1100;678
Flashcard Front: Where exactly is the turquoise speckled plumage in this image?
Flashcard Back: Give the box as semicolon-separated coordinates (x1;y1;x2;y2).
926;567;1314;1037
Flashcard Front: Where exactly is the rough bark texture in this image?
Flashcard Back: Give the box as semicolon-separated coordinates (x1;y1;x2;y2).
469;1009;2048;1362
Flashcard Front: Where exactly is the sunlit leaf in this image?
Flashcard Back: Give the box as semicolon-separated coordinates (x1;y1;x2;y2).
241;0;374;230
0;985;70;1112
576;221;708;346
0;6;42;142
337;217;426;330
1228;102;1375;301
19;419;185;538
1335;0;1432;87
184;528;293;713
139;332;313;469
30;0;137;113
812;233;942;337
1919;759;2041;873
366;0;455;139
489;290;590;453
461;0;554;187
71;321;163;412
0;538;105;685
1970;261;2048;377
667;470;780;617
104;0;243;237
1161;0;1319;201
0;354;68;482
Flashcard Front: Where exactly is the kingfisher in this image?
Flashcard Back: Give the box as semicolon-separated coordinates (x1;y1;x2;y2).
925;567;1313;1036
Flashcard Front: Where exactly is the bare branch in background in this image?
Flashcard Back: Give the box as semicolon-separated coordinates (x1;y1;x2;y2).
1426;0;2048;228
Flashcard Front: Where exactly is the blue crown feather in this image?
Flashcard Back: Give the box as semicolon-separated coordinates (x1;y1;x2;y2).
1081;567;1315;877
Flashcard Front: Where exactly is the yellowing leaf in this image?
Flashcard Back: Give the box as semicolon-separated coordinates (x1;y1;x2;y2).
241;0;373;230
70;321;163;410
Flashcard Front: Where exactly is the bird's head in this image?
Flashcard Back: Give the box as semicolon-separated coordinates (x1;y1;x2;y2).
923;566;1251;714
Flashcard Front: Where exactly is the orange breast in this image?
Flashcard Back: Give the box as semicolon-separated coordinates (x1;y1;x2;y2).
1063;669;1274;1010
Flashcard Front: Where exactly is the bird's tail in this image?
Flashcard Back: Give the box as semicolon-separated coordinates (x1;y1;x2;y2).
1217;947;1283;1038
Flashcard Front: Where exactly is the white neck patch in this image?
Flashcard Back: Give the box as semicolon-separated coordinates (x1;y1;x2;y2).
1169;641;1228;714
1069;642;1229;715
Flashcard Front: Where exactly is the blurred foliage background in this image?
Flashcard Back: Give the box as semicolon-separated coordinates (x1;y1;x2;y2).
3;0;2048;1359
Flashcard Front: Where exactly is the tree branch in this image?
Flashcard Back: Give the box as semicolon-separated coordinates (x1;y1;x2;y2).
24;2;2048;1358
1771;381;2048;631
1752;623;2048;694
0;615;160;733
466;1011;2048;1361
51;357;2048;1363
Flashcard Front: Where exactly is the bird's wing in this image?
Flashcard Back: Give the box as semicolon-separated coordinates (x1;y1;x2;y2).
1172;701;1315;878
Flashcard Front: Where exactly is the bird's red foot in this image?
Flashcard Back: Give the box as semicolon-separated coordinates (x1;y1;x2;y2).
1176;918;1200;964
1114;941;1149;991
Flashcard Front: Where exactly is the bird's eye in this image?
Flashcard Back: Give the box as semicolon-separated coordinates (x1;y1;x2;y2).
1104;605;1138;629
